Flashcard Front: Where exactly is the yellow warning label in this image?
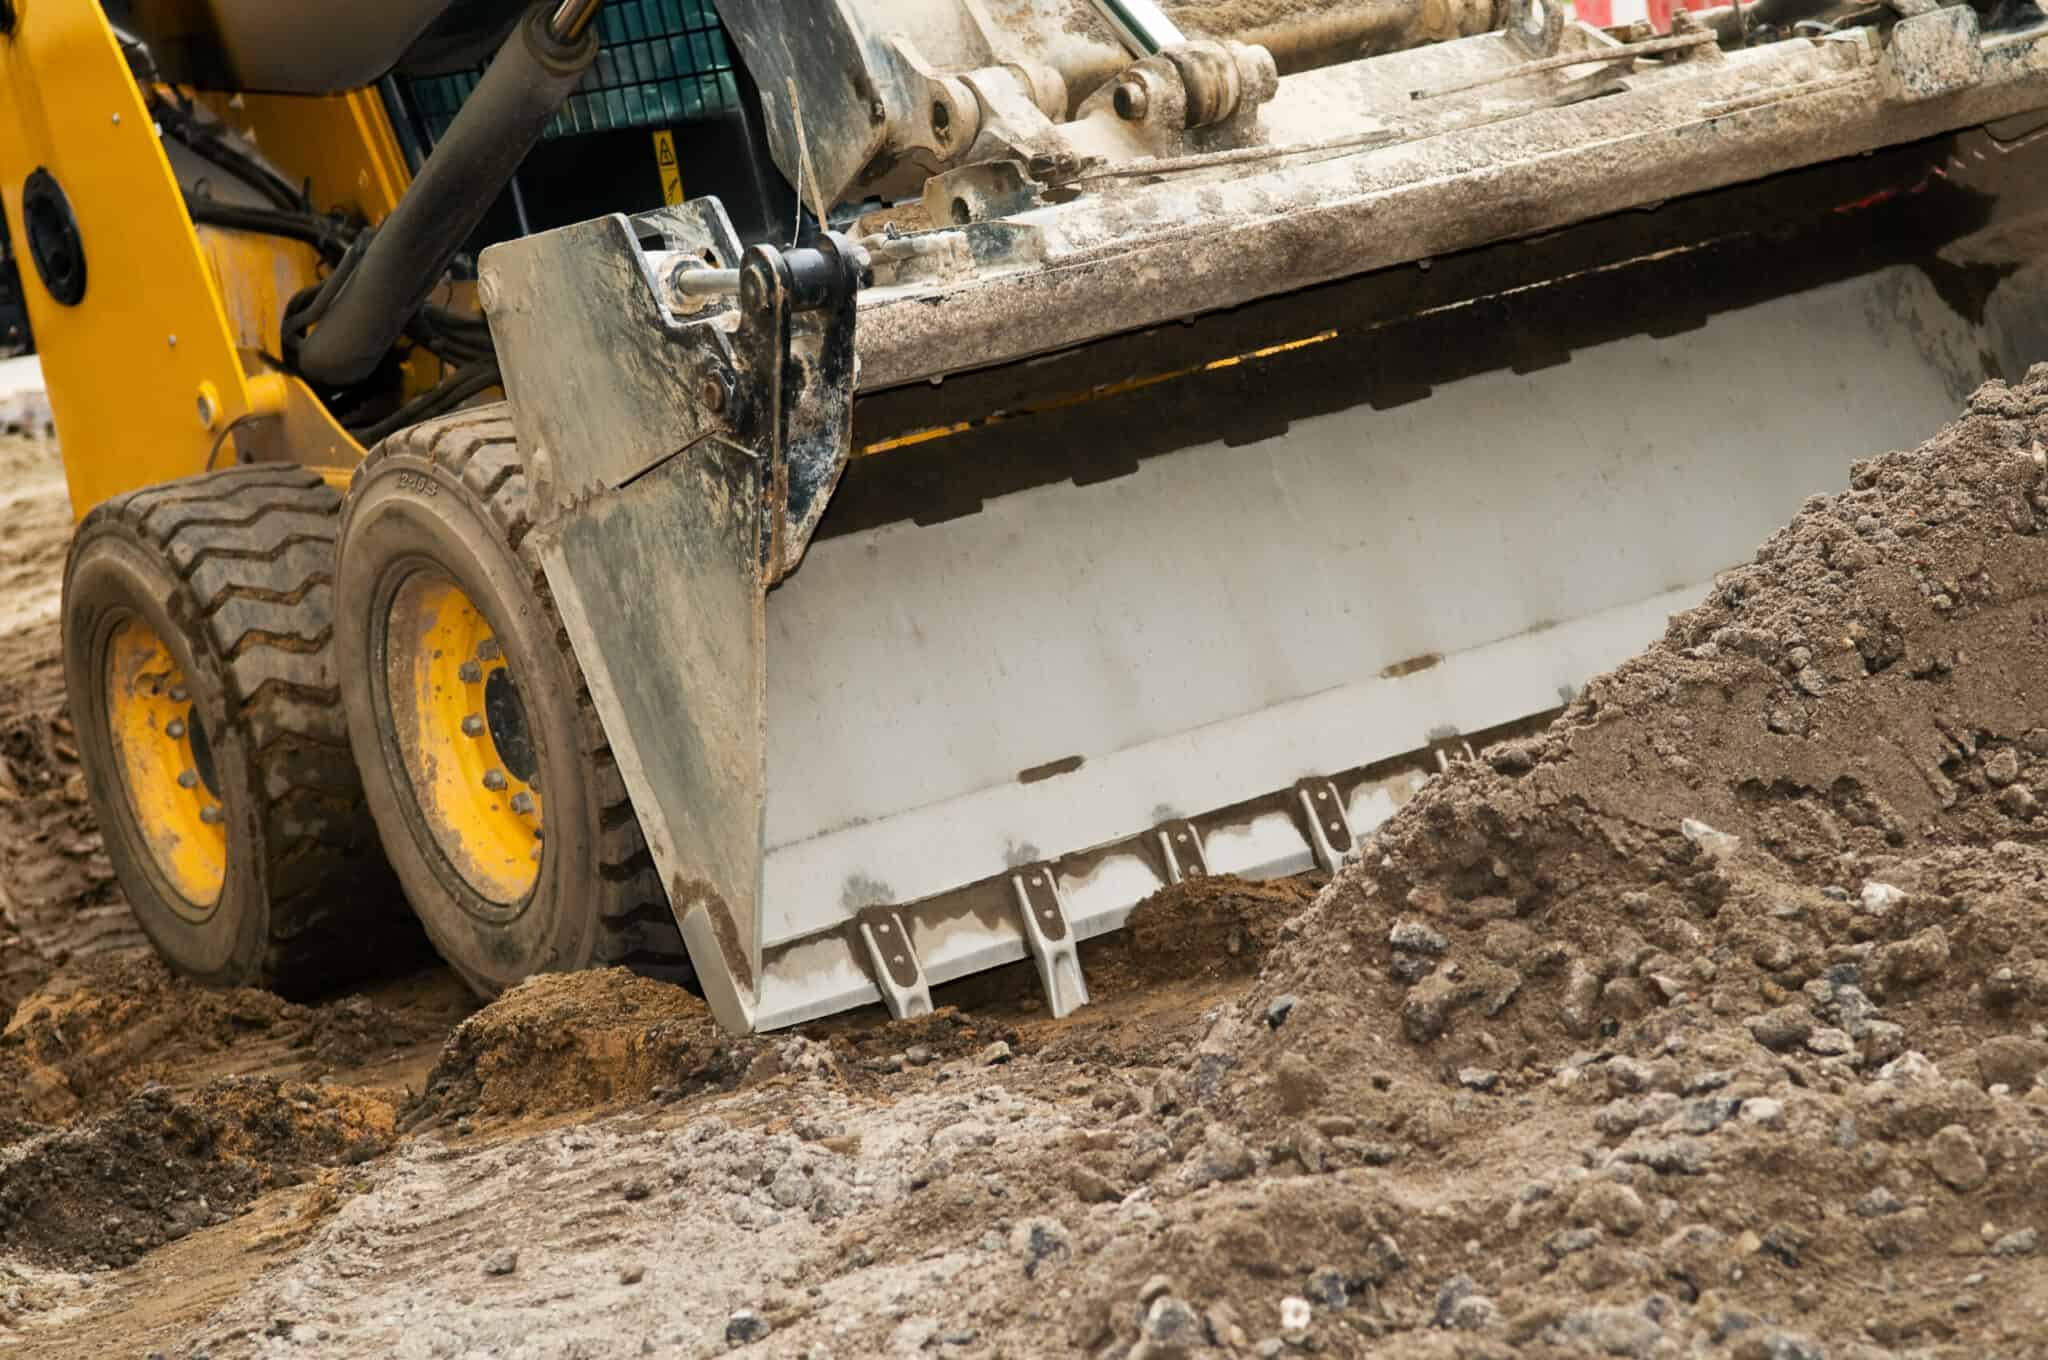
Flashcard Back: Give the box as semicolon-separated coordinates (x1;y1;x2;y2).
653;130;684;206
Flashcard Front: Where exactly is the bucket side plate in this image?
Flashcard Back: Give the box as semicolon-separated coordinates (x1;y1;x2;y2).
533;446;769;1031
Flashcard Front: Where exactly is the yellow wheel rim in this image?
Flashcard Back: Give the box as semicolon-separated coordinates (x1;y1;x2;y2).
104;618;226;913
386;572;543;904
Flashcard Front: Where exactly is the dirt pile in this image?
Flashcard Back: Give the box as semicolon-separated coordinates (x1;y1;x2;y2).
402;968;762;1130
1029;370;2048;1356
0;1077;395;1269
0;955;445;1126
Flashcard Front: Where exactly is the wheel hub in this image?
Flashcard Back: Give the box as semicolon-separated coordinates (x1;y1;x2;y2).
385;571;544;905
104;617;225;912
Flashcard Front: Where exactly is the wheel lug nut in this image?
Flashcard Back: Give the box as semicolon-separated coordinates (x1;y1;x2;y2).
166;719;186;740
476;638;502;662
177;770;198;789
170;686;189;703
510;791;535;815
199;805;224;825
458;661;482;684
461;714;485;738
483;770;508;792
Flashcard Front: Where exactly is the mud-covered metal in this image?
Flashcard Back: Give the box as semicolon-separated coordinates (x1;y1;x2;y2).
481;215;862;1032
488;4;2048;1035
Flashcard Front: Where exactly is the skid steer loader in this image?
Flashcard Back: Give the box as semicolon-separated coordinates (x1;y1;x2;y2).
7;0;2047;1031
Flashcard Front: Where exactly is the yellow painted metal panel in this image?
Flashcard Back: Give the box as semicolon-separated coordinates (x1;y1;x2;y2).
0;3;255;517
197;227;323;357
201;89;411;222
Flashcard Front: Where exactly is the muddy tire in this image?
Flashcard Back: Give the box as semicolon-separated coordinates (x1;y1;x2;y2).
334;405;690;999
61;466;409;994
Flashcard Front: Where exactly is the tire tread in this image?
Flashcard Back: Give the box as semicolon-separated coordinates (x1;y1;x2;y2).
77;465;406;991
353;406;687;977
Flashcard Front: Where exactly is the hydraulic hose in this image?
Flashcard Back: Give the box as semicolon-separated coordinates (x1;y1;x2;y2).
294;4;598;390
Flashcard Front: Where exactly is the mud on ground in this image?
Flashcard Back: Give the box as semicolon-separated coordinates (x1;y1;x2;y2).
8;375;2048;1357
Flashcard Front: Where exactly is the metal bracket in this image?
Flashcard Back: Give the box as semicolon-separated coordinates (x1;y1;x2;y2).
856;906;933;1020
1506;0;1564;58
1886;5;1983;103
1154;819;1209;882
1012;867;1089;1017
730;233;865;583
1293;777;1355;874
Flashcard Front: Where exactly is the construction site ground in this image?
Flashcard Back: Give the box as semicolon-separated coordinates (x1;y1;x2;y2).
7;370;2048;1358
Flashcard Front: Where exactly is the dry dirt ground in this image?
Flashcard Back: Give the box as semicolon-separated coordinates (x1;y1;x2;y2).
6;372;2048;1359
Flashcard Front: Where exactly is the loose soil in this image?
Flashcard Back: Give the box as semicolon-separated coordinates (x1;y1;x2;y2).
6;374;2048;1357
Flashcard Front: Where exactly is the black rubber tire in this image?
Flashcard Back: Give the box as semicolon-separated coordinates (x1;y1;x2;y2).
334;404;690;998
61;465;411;995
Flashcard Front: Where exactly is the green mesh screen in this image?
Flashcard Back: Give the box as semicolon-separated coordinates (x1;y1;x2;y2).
405;0;741;145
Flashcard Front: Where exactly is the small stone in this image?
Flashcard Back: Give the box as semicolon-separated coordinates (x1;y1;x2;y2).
905;1045;935;1067
619;1264;645;1285
1432;1274;1479;1328
1274;1052;1327;1113
1457;1067;1501;1093
1855;1187;1904;1218
725;1308;771;1344
1139;1295;1205;1353
1877;1051;1941;1086
1560;1305;1663;1359
1303;1267;1347;1310
1681;818;1740;861
1998;784;2038;819
1731;1331;1826;1360
622;1178;653;1202
1927;1124;1988;1192
1859;882;1906;915
1805;1027;1853;1057
1070;1166;1119;1204
1740;1097;1786;1128
1879;927;1949;988
1573;1180;1649;1237
1265;994;1299;1028
1187;1125;1255;1185
1139;1274;1175;1305
1676;1097;1740;1135
1623;1137;1712;1176
1991;1227;2038;1257
1745;1006;1813;1052
1595;1099;1645;1137
978;1040;1013;1066
1389;920;1449;954
1974;1036;2048;1090
1279;1296;1312;1332
1860;1021;1907;1066
1546;1227;1600;1258
1607;1056;1682;1095
1255;1342;1285;1360
1009;1217;1072;1278
1448;1295;1500;1331
481;1249;518;1277
1487;740;1538;774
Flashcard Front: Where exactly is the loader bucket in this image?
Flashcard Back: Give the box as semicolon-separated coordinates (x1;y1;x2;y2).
481;63;2048;1031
